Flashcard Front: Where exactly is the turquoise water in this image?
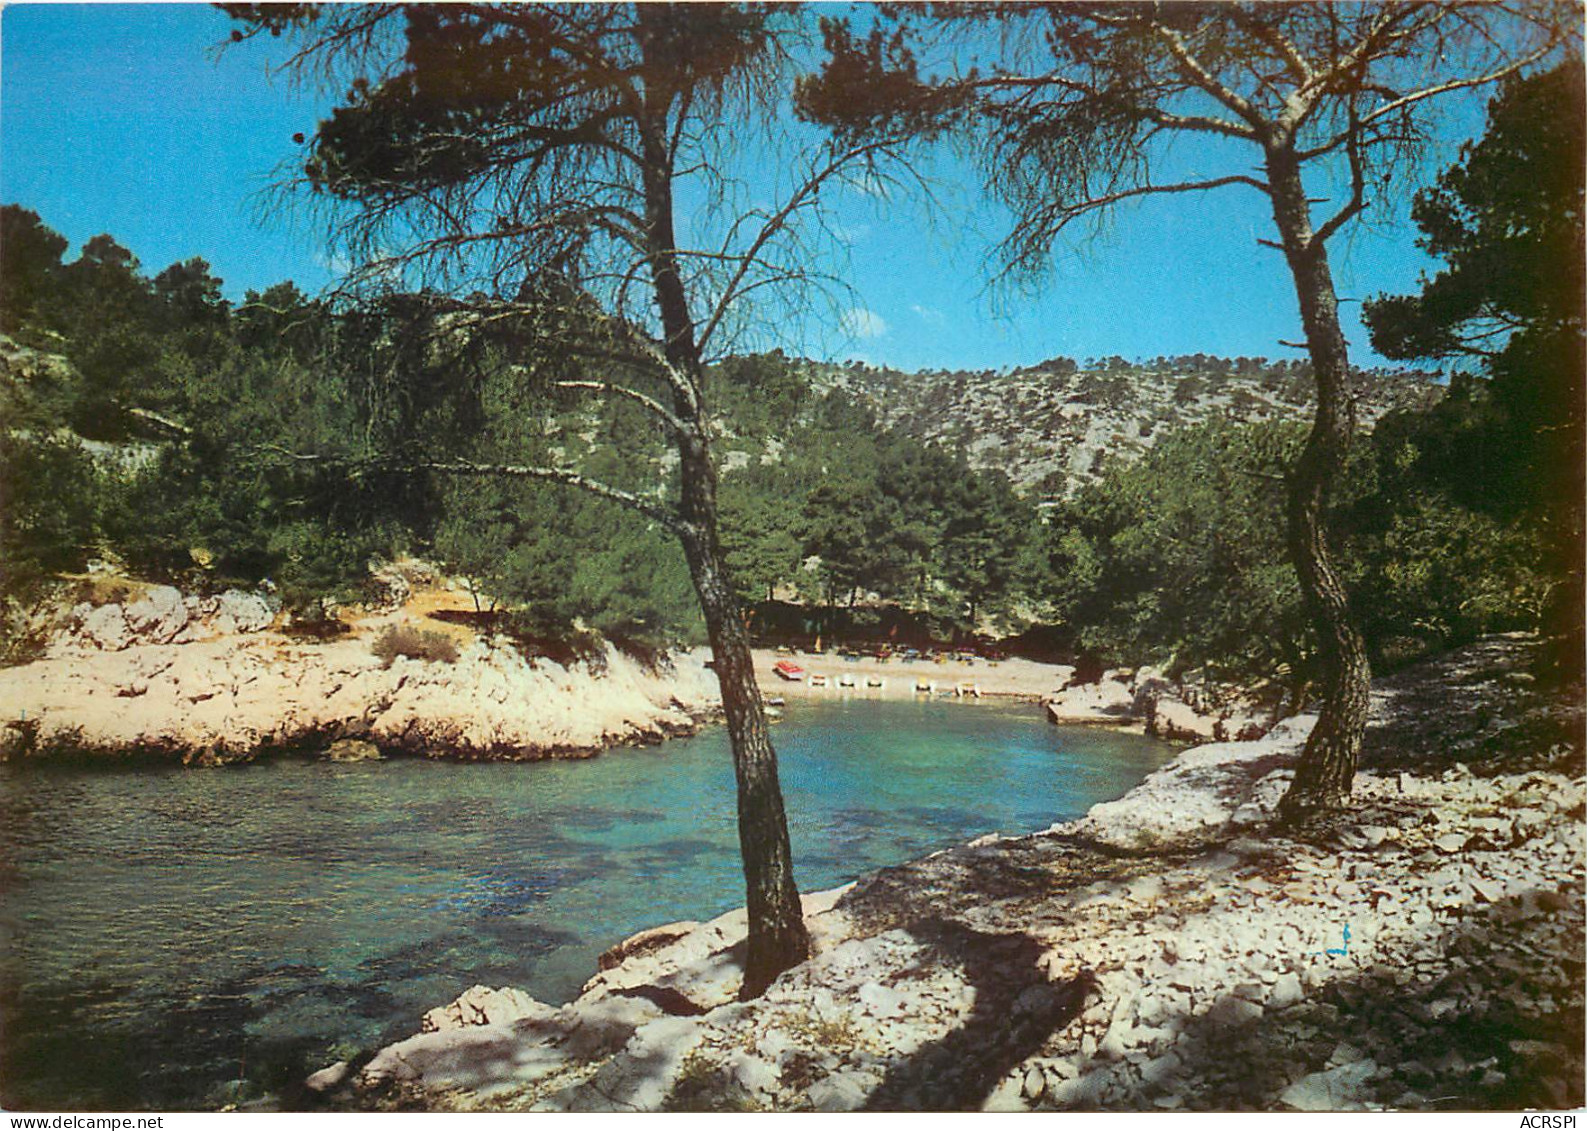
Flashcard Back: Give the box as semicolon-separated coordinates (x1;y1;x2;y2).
0;699;1172;1110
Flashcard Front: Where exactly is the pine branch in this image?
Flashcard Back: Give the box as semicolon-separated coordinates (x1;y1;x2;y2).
249;444;686;535
553;379;686;433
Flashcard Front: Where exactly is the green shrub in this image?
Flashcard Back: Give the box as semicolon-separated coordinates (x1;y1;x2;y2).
371;623;459;667
0;433;104;596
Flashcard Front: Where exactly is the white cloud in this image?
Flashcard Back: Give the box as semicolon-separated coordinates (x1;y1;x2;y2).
910;304;945;327
841;307;889;340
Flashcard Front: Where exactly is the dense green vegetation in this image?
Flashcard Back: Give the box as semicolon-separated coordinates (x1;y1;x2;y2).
1364;63;1585;667
2;65;1579;682
1;221;1567;684
0;224;686;648
1036;414;1558;692
0;219;1037;651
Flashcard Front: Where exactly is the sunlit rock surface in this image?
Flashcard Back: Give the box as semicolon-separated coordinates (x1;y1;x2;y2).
0;587;721;762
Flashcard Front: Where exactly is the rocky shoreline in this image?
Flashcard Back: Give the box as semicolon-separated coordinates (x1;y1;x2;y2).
299;635;1584;1113
0;584;723;764
1041;663;1273;743
4;579;1228;765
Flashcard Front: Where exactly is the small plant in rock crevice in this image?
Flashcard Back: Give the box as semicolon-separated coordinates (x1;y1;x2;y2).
370;623;460;668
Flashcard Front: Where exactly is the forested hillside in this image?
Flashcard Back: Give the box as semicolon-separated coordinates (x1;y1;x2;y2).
3;51;1579;701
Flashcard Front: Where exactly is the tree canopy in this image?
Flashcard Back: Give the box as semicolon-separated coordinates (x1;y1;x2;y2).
3;201;1572;701
798;0;1574;820
221;0;936;995
1365;60;1586;667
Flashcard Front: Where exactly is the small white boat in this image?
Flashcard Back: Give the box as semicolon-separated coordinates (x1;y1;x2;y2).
838;673;857;688
810;673;829;688
956;682;982;698
866;677;885;689
914;679;935;694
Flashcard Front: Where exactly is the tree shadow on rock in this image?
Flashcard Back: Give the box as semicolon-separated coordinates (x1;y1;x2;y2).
1114;902;1584;1112
838;833;1152;938
861;918;1097;1111
1358;636;1585;777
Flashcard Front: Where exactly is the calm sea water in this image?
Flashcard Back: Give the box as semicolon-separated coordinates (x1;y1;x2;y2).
0;699;1172;1110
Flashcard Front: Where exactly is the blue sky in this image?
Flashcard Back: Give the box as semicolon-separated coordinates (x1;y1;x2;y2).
1;3;1496;372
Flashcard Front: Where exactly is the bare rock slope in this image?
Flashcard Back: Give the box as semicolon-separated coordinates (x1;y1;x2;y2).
814;359;1442;494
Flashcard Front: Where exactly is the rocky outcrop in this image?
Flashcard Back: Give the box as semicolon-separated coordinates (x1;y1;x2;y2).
579;889;855;1016
58;586;276;653
0;595;721;762
1044;666;1270;741
322;636;1582;1113
1044;670;1136;724
1068;713;1318;851
121;585;190;643
422;986;552;1033
212;590;274;635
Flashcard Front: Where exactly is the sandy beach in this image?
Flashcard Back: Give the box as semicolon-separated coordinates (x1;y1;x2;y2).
752;648;1073;703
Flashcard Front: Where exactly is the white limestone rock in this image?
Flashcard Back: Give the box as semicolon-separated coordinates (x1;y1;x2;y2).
807;1071;878;1112
304;1060;352;1093
727;1051;780;1096
582;887;850;1013
1046;677;1137;724
421;985;552;1032
858;981;908;1018
1151;696;1220;741
1268;972;1305;1011
554;1014;706;1112
122;585;188;643
1065;714;1317;850
214;590;274;634
1280;1060;1381;1111
80;603;132;651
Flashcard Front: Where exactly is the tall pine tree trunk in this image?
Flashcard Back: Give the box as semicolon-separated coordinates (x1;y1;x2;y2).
676;435;812;998
634;81;811;992
1265;145;1374;817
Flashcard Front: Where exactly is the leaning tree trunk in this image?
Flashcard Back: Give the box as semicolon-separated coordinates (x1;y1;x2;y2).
676;432;812;998
1266;145;1374;818
634;95;810;994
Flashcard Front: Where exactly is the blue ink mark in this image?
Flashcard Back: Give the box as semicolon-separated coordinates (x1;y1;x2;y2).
1310;922;1350;957
1326;920;1352;958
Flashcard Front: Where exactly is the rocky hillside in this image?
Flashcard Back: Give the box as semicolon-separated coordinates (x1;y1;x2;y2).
7;326;1444;502
809;357;1443;494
